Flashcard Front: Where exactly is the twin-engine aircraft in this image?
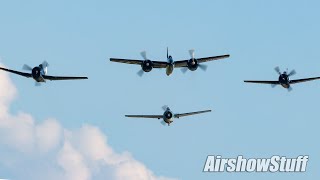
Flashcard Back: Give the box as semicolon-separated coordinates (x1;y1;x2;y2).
110;48;230;76
244;67;320;91
0;61;88;86
125;106;211;126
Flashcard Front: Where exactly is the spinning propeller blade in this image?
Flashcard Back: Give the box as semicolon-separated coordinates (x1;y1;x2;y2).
288;69;296;76
22;64;33;71
199;64;208;71
274;66;281;75
137;69;144;77
160;120;167;126
35;82;41;86
42;60;49;67
181;67;188;73
189;49;195;59
162;105;168;111
140;51;147;60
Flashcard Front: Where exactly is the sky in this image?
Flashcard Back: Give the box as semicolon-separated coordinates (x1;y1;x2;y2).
0;0;319;179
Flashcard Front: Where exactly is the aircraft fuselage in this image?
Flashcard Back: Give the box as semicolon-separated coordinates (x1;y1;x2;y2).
279;73;290;88
166;64;174;76
166;56;174;76
31;65;47;82
163;109;174;125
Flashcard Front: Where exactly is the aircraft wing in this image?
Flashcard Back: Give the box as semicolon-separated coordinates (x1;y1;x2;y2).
197;54;230;63
110;58;167;68
244;80;279;84
152;61;168;68
110;58;143;65
174;54;230;68
43;75;88;81
125;115;163;119
290;77;320;84
174;110;211;118
0;67;32;78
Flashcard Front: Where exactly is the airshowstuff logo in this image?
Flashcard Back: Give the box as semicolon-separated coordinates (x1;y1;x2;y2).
203;155;309;172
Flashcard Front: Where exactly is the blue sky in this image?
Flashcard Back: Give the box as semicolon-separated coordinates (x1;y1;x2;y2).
0;0;319;179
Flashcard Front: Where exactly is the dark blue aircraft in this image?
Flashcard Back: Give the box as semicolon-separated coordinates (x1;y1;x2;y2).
110;48;230;76
125;106;211;126
244;67;320;91
0;61;88;86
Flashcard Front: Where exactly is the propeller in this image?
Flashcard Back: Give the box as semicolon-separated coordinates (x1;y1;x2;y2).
287;86;293;92
137;69;144;77
189;49;195;59
181;49;195;74
160;120;167;126
199;64;208;71
162;105;169;111
137;51;148;76
181;67;188;73
274;66;281;75
160;105;169;126
288;69;296;76
42;60;49;67
35;82;41;86
189;49;207;71
140;51;147;60
22;64;33;71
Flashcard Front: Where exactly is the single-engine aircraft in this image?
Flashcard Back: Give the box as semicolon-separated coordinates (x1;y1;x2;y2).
0;61;88;86
244;67;320;91
125;106;211;126
110;48;230;76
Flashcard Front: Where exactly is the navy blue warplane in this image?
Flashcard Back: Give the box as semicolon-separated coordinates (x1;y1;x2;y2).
110;48;230;76
244;67;320;91
125;106;211;126
0;61;88;86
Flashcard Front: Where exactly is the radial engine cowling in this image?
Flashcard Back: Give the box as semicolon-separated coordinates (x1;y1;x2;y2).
141;60;153;72
32;67;41;79
187;59;198;71
164;111;173;119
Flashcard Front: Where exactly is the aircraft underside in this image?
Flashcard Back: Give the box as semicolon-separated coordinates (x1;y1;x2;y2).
166;65;174;76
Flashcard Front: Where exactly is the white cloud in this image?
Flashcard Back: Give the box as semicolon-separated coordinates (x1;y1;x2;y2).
58;141;91;180
35;118;62;152
0;64;176;180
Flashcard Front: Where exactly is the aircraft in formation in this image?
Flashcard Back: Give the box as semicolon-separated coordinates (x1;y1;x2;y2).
0;61;88;86
244;67;320;91
2;54;320;126
125;106;211;126
110;48;230;76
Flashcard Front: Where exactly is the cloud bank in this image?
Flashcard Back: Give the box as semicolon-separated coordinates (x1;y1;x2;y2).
0;65;175;180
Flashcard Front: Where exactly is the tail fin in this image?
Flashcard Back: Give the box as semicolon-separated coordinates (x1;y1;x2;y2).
167;47;169;59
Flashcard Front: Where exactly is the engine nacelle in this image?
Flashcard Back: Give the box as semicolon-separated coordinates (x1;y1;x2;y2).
141;60;153;72
187;59;198;71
